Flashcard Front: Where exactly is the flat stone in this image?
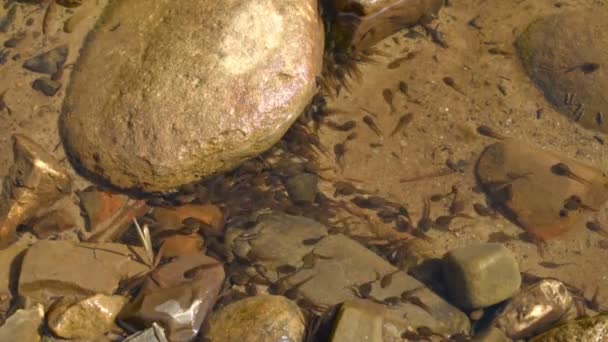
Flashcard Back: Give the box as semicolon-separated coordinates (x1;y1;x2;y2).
120;253;224;342
203;295;306;342
18;240;149;308
0;304;44;342
285;173;318;204
47;294;128;339
516;11;608;133
530;314;608;342
0;135;72;245
0;239;29;323
123;323;168;342
330;299;410;342
32;78;61;96
29;210;76;239
472;327;511;342
476;140;608;241
493;280;573;339
442;243;521;310
60;0;324;193
151;204;224;236
76;187;148;242
22;45;68;75
332;0;443;51
231;213;470;335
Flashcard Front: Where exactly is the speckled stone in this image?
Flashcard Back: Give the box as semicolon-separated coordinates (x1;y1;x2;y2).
61;0;324;193
203;295;305;342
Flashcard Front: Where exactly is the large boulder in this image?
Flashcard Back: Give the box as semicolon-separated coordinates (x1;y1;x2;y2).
61;0;324;193
516;11;608;133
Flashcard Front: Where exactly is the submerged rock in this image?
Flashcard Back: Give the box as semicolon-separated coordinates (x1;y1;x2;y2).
476;140;608;241
32;77;61;96
123;323;168;342
442;243;521;310
230;213;470;335
22;45;68;75
0;239;29;323
0;304;44;342
0;135;72;246
47;294;127;339
516;11;608;133
61;0;324;193
493;280;574;339
204;295;306;342
530;314;608;342
18;240;149;308
120;253;224;342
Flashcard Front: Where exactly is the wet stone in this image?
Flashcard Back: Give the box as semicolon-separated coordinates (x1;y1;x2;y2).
61;0;324;193
472;327;511;342
203;295;306;342
332;0;443;51
32;77;61;96
18;240;149;308
29;210;75;239
120;253;224;342
530;314;608;342
151;204;224;236
123;323;168;342
493;280;573;339
22;45;68;75
230;213;470;335
442;243;521;310
0;304;44;342
330;299;410;342
0;135;72;245
47;294;128;339
285;173;319;204
476;140;608;241
516;11;608;133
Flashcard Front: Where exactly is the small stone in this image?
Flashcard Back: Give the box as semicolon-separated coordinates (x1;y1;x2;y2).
29;210;75;239
0;135;72;245
493;280;573;339
120;253;224;342
442;243;521;310
0;5;17;33
32;77;61;96
23;45;68;75
530;314;608;342
0;49;9;65
0;304;44;342
4;35;23;48
123;323;168;342
47;294;127;339
472;327;511;342
285;173;318;204
18;240;149;308
158;233;204;258
204;295;305;342
331;299;410;342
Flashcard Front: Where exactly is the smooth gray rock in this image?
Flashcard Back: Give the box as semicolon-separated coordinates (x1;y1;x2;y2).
0;304;44;342
285;173;319;204
442;243;521;310
60;0;324;193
